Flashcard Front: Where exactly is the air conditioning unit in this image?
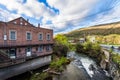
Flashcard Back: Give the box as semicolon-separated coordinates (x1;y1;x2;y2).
4;35;7;40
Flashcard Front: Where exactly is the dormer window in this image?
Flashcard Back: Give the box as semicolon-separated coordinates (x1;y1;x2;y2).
25;23;27;25
20;18;22;21
13;21;17;24
20;22;23;25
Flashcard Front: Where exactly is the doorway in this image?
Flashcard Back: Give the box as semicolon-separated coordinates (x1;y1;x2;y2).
9;48;16;59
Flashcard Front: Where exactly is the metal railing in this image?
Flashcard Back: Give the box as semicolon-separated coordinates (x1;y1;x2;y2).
0;51;52;68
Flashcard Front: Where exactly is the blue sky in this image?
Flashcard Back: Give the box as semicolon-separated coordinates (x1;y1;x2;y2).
0;0;120;34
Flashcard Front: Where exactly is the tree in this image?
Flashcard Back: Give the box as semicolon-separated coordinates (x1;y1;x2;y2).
53;34;69;57
54;34;69;47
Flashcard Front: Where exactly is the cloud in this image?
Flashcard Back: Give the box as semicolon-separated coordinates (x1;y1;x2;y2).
0;8;20;21
44;0;98;32
0;0;120;34
0;0;56;20
88;2;120;26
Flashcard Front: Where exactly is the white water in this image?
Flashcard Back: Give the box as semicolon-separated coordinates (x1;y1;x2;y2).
68;51;97;77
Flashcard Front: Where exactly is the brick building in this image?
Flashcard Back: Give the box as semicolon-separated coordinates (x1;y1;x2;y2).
0;17;53;63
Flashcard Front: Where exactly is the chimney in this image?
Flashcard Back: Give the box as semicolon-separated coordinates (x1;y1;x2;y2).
38;23;40;27
27;19;29;22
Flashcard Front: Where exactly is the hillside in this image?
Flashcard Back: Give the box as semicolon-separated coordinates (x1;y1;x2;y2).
65;21;120;38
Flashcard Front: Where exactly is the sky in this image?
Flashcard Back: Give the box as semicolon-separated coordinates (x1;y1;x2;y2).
0;0;120;34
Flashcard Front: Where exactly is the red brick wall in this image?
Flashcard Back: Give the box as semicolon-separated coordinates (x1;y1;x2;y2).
0;17;53;58
0;22;53;46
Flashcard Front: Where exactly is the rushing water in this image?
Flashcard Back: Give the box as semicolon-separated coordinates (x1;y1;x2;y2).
8;51;111;80
68;52;110;80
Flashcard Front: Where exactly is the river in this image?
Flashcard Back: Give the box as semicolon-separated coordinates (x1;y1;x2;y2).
8;51;111;80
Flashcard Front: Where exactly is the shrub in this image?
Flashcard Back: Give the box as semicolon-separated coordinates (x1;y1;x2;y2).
53;44;68;57
76;41;101;58
83;42;93;51
50;57;68;72
76;43;84;53
112;54;120;66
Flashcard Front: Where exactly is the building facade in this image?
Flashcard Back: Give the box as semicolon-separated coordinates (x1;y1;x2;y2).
0;17;53;62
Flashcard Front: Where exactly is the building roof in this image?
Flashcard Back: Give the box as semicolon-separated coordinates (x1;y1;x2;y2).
0;17;53;31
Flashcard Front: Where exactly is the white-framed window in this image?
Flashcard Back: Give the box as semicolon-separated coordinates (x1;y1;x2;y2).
38;45;43;52
46;33;50;41
46;45;51;51
20;18;23;21
38;33;43;40
9;30;17;40
26;31;32;40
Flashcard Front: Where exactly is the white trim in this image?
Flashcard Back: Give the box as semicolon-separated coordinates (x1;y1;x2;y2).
38;32;43;40
9;30;17;40
26;31;32;40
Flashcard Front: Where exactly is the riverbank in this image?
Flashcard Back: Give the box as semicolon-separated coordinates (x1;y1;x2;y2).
69;51;111;80
6;51;112;80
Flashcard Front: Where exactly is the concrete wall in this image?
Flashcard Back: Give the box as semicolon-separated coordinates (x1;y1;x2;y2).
0;55;51;80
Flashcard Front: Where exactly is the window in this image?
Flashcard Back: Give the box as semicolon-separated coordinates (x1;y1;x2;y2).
46;45;51;51
14;21;17;24
26;47;32;56
46;33;50;40
26;47;31;52
38;45;43;52
25;23;27;25
26;32;32;40
20;22;23;25
38;33;43;40
9;30;17;40
20;18;22;21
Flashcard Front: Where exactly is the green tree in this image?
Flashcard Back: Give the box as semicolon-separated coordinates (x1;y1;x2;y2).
54;34;69;46
53;34;69;57
76;43;84;53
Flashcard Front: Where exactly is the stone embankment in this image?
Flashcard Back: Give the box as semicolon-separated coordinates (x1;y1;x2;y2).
100;49;120;80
